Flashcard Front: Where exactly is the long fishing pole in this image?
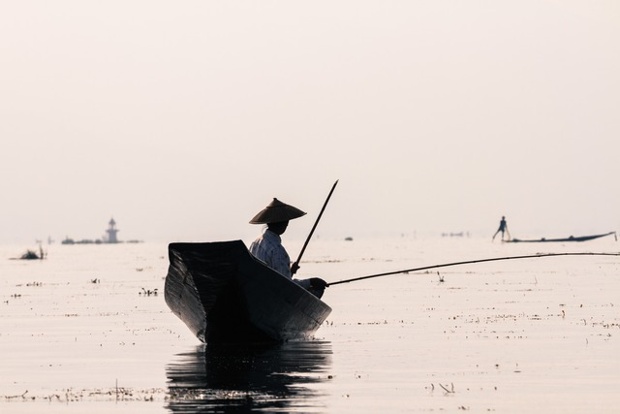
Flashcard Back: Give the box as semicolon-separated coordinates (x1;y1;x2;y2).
327;252;620;286
291;180;339;275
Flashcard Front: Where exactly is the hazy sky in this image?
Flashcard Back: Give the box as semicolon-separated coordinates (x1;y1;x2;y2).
1;1;619;244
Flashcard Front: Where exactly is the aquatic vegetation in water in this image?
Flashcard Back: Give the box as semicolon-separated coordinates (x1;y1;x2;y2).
18;249;45;260
139;288;158;296
2;387;166;404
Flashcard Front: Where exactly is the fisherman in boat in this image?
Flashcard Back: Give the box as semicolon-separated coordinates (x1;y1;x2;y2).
492;216;510;241
249;198;328;298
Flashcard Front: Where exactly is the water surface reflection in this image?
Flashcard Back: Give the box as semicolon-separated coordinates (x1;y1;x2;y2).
166;340;332;413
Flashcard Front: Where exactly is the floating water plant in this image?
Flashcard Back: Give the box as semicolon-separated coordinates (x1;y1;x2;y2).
140;288;158;296
21;250;40;260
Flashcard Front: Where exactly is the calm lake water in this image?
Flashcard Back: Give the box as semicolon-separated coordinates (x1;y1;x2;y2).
1;235;619;413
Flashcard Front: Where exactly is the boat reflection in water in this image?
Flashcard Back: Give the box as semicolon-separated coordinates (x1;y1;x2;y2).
166;340;332;413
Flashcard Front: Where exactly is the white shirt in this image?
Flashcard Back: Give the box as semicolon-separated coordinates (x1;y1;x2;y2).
249;229;292;277
249;229;311;289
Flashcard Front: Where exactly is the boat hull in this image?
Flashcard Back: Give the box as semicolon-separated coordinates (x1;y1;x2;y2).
164;241;332;344
506;231;616;243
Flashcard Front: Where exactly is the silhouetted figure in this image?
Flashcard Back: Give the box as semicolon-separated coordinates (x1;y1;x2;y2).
249;198;327;298
492;216;511;241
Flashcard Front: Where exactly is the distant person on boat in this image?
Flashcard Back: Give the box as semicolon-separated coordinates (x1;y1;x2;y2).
249;198;327;298
492;216;511;241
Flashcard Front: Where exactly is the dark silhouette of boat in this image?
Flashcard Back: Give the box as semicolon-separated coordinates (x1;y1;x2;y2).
506;231;617;243
164;241;332;344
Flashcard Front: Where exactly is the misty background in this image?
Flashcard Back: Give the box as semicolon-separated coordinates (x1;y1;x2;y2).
1;1;618;245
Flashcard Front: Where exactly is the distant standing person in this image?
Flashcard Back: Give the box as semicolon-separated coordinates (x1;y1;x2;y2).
492;216;510;241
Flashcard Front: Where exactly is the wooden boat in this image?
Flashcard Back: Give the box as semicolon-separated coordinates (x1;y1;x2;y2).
506;231;617;243
164;240;332;344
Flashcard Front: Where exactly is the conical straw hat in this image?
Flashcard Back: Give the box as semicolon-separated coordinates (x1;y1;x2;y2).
249;198;306;224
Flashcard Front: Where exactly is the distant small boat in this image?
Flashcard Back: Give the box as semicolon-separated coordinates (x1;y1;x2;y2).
164;241;332;344
506;231;617;243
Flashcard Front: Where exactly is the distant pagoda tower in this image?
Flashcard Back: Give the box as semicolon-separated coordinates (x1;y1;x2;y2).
106;218;119;243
